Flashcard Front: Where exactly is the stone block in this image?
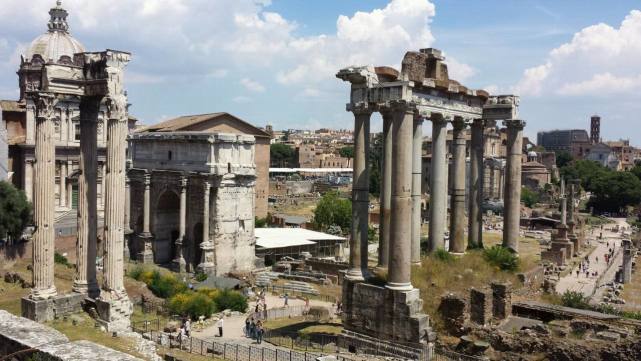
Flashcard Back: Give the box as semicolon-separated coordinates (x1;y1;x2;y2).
470;288;492;326
21;296;54;322
541;248;566;266
491;282;512;321
438;294;467;336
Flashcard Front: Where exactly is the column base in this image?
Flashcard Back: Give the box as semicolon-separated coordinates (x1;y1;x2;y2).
95;294;133;333
385;281;413;291
30;286;58;301
136;232;154;264
73;280;100;299
172;257;187;273
449;252;465;257
21;292;84;322
345;268;365;282
197;262;216;275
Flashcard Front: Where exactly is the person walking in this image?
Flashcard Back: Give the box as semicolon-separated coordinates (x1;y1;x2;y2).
216;318;224;337
185;318;191;337
256;320;264;344
284;293;289;307
244;318;250;337
250;319;256;339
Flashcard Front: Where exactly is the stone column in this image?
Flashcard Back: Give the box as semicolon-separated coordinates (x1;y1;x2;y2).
387;102;414;291
100;162;106;210
560;178;567;225
346;105;371;281
468;119;484;249
24;160;34;202
101;95;129;298
137;173;154;263
60;161;67;208
30;92;57;300
66;160;73;208
567;181;576;234
73;96;101;298
123;172;132;260
411;116;423;264
198;180;216;274
378;110;392;268
449;117;467;254
622;239;633;284
502;119;525;253
173;176;188;273
428;113;448;252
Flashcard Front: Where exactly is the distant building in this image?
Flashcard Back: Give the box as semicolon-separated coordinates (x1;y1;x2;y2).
254;228;345;263
606;139;634;170
143;112;271;218
590;115;601;144
585;142;620;170
522;151;551;190
537;129;590;157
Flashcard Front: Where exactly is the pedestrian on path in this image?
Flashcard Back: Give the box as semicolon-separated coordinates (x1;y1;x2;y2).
256;320;264;344
216;318;224;337
284;293;289;307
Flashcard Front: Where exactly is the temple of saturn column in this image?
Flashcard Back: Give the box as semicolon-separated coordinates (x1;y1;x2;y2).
337;48;522;351
21;50;134;332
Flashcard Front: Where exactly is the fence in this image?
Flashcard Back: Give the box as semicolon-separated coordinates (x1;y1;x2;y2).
254;305;308;321
263;330;339;354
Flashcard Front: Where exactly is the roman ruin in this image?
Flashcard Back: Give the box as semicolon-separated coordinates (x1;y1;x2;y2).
337;47;522;351
18;1;133;331
127;132;257;275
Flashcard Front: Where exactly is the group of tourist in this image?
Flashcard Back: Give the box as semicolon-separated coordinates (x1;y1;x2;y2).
577;257;599;278
177;317;191;340
244;317;265;344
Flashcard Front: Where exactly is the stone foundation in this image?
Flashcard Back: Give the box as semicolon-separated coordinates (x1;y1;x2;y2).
491;282;512;321
438;293;467;336
569;235;580;256
470;288;492;326
96;296;133;332
0;310;142;360
136;233;155;264
21;292;85;322
341;279;434;345
541;247;566;266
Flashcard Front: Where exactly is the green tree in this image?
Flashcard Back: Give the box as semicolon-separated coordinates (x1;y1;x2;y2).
555;151;573;168
270;143;296;167
588;171;641;213
521;187;540;208
338;146;354;159
0;181;32;241
368;133;383;198
630;164;641;181
312;191;352;232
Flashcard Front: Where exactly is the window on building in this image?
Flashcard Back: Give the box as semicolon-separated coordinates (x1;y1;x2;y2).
168;151;172;160
74;123;81;141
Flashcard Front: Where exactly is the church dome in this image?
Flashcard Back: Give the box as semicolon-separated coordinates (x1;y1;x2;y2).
23;1;85;65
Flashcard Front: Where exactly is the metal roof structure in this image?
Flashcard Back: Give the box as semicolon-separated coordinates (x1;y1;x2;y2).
255;228;345;249
269;168;353;173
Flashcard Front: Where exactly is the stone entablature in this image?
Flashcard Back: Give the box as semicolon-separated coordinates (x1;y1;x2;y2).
129;132;256;176
128;132;257;276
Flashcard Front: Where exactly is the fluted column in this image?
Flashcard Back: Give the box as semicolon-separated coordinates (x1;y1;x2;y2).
411;116;423;264
74;96;101;298
387;102;414;291
101;95;129;297
378;110;392;268
428;114;448;252
198;180;216;274
30;92;57;300
173;176;188;273
138;172;154;263
347;104;371;281
449;117;467;254
60;161;67;208
143;174;151;234
24;160;34;202
468;119;484;249
502;119;525;253
100;162;106;210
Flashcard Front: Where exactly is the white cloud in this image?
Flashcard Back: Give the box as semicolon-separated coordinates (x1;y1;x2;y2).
208;69;229;78
127;72;166;85
240;78;265;92
232;96;252;103
514;10;641;97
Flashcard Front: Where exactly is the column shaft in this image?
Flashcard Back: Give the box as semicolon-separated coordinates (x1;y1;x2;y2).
387;104;414;291
102;98;128;295
173;176;187;272
100;162;106;210
428;115;448;252
411;117;423;263
449;118;467;254
378;112;392;268
502;120;525;253
124;175;131;232
560;178;567;225
199;181;215;274
24;160;33;202
143;174;151;233
74;96;100;297
347;108;370;280
468;119;484;248
31;93;57;300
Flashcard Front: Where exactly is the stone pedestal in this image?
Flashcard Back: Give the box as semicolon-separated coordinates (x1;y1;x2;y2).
470;288;492;326
622;239;633;284
21;293;85;322
136;233;154;264
95;297;133;332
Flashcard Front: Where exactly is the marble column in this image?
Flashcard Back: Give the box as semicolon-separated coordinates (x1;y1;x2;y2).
560;178;567;225
101;95;129;297
468;119;484;249
100;162;106;210
198;180;216;274
428;114;448;252
346;105;371;281
123;172;132;260
502;119;525;253
138;173;154;263
60;161;67;208
30;92;57;300
73;96;101;298
411;116;423;264
567;181;576;234
173;176;188;273
387;102;414;291
378;110;392;268
449;117;467;254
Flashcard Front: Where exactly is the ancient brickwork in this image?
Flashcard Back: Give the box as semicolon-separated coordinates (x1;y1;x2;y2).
470;288;493;326
491;282;512;321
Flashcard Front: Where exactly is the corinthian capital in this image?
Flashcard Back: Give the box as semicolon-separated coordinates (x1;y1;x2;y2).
32;92;56;120
504;119;526;130
104;94;128;121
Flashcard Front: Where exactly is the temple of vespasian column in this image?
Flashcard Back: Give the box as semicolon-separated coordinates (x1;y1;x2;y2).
21;49;133;332
337;48;522;353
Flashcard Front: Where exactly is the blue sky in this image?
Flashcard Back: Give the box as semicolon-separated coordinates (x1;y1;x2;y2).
1;0;640;143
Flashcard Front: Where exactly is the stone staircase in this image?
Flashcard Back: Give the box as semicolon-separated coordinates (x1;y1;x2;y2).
255;272;280;286
96;297;133;332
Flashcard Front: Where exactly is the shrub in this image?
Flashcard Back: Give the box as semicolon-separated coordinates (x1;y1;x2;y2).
197;287;220;300
54;252;71;268
168;292;216;320
433;248;454;262
148;271;187;299
483;246;519;271
128;266;144;280
561;291;589;309
213;289;248;312
195;272;208;282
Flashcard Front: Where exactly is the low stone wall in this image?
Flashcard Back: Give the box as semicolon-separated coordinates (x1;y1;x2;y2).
0;310;142;360
21;292;85;322
305;258;349;276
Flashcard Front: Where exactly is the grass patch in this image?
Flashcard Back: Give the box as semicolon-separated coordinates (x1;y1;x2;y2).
433;248;454;262
54;252;72;268
263;317;343;335
483;245;520;271
561;291;590;309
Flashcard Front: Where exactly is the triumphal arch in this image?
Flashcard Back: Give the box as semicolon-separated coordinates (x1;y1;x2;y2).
20;41;133;330
337;48;521;355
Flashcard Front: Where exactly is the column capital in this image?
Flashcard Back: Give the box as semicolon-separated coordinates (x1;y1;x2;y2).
143;173;152;186
451;117;468;130
32;92;57;120
203;180;211;192
104;94;128;122
348;102;374;115
429;112;448;125
388;100;416;115
179;176;188;189
503;119;526;129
